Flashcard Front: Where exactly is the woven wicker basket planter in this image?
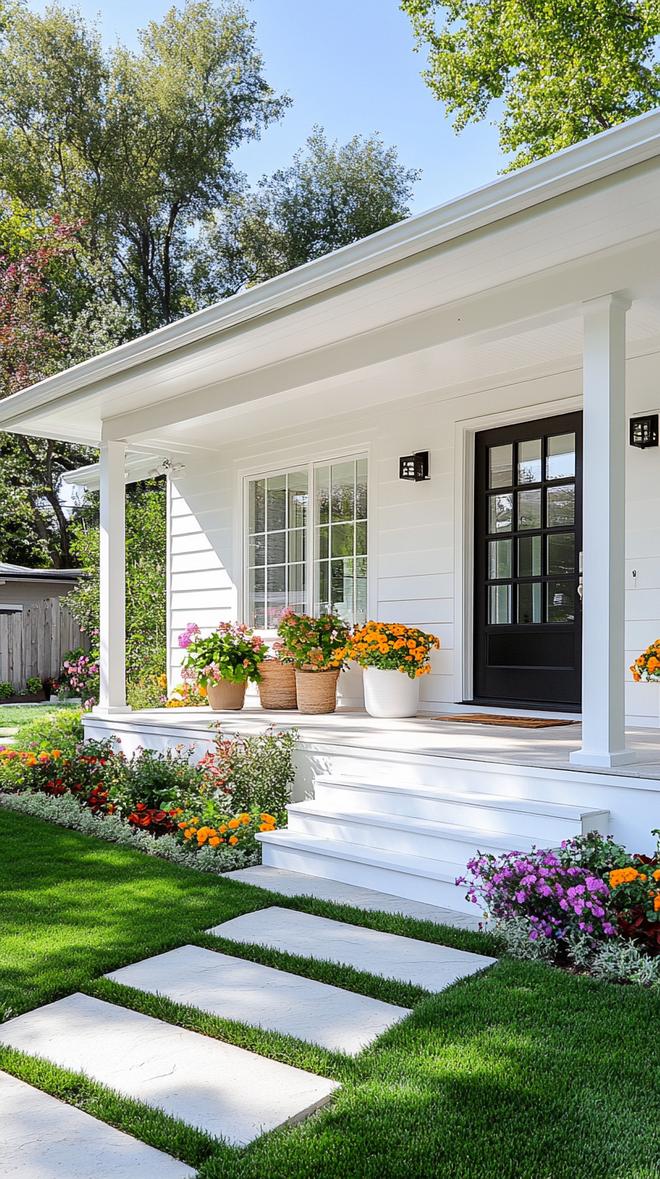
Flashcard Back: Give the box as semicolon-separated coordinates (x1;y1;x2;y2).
257;660;297;710
206;680;247;711
294;668;340;715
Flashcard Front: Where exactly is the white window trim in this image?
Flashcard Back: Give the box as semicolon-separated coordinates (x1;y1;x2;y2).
236;443;374;630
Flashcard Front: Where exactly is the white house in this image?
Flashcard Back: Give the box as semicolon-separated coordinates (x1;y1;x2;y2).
2;112;660;911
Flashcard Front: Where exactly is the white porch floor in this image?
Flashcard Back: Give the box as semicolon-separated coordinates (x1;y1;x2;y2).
99;705;660;781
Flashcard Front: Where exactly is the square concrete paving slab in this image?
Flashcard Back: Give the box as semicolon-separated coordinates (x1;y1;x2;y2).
225;866;482;929
209;907;497;992
106;944;411;1055
0;994;338;1146
0;1070;194;1178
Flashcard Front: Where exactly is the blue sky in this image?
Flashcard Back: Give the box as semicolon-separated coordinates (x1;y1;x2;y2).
28;0;507;214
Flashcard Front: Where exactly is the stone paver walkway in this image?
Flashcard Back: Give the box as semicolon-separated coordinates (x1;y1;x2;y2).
0;1070;194;1178
107;944;411;1055
0;993;338;1146
209;906;497;991
226;865;482;928
3;894;496;1174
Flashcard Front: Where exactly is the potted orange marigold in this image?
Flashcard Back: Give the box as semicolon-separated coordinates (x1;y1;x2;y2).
345;621;440;718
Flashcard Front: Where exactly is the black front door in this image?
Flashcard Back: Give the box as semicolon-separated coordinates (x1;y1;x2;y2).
473;412;582;709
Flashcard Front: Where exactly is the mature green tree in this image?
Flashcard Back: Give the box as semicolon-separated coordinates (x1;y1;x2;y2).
0;210;97;566
191;127;420;297
66;485;167;685
402;0;660;167
0;0;289;330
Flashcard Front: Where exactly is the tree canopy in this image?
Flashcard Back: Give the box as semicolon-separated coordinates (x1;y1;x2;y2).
0;0;420;573
402;0;660;167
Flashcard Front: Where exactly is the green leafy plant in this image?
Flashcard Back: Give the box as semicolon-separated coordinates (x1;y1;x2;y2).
199;726;297;817
276;609;349;670
17;708;84;755
179;622;267;687
25;676;43;695
0;682;13;701
104;745;202;816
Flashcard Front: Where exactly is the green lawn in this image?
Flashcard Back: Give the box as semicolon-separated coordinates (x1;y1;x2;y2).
0;701;79;736
1;808;659;1179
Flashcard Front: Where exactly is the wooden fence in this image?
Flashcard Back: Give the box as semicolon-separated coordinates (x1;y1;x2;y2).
0;598;87;688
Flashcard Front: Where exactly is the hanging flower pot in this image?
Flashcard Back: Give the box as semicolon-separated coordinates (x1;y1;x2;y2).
363;666;420;718
257;659;297;710
206;679;247;711
294;668;340;714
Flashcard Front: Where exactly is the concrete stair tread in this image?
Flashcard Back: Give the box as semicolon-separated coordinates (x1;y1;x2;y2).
287;801;541;852
316;773;607;822
257;830;466;883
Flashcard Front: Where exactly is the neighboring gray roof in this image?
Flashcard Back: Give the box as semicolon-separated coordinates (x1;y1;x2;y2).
0;563;82;581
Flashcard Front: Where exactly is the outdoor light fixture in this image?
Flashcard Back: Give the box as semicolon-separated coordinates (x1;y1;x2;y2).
399;451;430;481
629;414;659;449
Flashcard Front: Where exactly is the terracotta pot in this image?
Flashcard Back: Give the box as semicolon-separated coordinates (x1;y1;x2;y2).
363;666;420;718
257;660;297;710
206;679;247;711
294;668;340;715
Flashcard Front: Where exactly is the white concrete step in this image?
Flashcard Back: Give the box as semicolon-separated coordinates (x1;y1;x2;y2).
257;830;475;913
106;944;411;1056
287;801;542;860
209;906;497;991
313;774;608;842
0;1070;194;1179
225;866;481;929
0;994;338;1146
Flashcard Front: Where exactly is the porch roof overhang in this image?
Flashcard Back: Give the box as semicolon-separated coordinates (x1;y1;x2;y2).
3;110;660;453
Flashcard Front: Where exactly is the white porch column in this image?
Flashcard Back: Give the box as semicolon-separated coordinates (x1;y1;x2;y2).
570;293;631;767
94;440;130;715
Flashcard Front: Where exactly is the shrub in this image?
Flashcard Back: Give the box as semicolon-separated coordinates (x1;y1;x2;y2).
176;806;277;854
16;708;84;755
127;673;168;710
0;742;115;811
60;648;99;706
0;682;13;701
25;676;43;695
458;847;617;947
104;745;203;815
199;725;297;817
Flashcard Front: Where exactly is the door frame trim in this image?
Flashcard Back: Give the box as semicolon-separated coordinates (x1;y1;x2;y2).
452;395;582;706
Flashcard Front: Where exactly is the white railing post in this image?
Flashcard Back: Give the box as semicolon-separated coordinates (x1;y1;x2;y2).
570;293;631;767
94;440;130;715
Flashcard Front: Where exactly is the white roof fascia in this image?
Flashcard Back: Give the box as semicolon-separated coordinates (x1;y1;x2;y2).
1;109;660;433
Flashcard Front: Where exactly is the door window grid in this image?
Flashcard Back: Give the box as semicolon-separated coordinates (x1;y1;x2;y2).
484;432;577;626
246;455;368;629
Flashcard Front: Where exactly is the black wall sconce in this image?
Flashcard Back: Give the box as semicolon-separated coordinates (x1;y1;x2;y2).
399;451;430;482
630;414;659;449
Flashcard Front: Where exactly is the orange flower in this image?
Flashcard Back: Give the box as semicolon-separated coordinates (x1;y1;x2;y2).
229;834;239;845
228;817;240;830
209;836;221;848
654;895;660;911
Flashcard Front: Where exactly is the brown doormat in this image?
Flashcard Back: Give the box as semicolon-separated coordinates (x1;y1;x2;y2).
434;713;578;728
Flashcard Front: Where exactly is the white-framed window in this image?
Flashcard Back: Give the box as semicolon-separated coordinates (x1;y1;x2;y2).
245;454;368;629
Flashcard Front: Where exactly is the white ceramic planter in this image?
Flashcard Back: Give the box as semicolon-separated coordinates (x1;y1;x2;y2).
363;666;420;718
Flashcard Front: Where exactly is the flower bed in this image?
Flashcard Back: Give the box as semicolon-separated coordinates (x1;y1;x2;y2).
0;724;297;874
458;831;660;988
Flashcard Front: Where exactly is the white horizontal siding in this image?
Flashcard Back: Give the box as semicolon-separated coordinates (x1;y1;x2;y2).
166;344;660;719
